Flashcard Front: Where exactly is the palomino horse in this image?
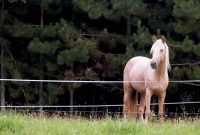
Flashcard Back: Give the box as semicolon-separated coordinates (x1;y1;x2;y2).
123;35;170;123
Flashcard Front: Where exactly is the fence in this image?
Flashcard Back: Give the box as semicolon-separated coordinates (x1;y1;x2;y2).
0;78;200;118
1;78;200;83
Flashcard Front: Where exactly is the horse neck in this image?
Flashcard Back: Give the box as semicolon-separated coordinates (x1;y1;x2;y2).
155;58;167;78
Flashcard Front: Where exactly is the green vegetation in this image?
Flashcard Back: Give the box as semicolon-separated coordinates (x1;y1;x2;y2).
0;112;199;135
0;0;200;111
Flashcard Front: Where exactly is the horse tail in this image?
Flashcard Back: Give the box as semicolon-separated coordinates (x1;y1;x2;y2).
123;59;138;120
131;90;138;119
123;68;138;119
123;89;138;120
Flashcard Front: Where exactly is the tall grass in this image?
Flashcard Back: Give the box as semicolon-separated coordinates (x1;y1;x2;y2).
0;112;199;135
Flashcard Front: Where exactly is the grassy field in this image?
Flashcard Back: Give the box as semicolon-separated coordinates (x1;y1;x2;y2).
0;112;199;135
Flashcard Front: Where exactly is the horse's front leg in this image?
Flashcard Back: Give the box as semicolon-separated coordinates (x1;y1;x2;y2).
145;88;152;123
158;91;166;122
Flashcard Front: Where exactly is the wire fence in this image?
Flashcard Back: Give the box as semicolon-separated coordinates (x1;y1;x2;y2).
1;78;200;83
0;78;200;118
1;78;200;88
4;106;200;119
2;101;200;108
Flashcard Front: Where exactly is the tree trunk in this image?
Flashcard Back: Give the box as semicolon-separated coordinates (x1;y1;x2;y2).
1;41;5;111
0;0;5;112
126;15;131;36
39;0;44;112
91;89;96;116
39;54;43;112
69;88;74;116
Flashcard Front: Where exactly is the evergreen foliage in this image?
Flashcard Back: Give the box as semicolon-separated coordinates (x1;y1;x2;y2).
0;0;199;109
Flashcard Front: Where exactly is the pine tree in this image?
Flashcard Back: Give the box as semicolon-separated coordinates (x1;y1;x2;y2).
26;0;64;109
171;0;200;88
0;0;28;110
173;0;200;36
73;0;146;35
0;0;199;109
104;0;146;35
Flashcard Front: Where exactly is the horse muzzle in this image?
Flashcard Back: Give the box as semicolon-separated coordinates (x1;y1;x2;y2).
150;61;157;69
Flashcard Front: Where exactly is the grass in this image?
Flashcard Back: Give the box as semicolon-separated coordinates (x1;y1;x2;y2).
0;112;199;135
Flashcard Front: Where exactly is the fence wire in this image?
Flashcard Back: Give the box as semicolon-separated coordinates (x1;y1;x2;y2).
0;78;200;117
1;101;200;108
1;78;200;83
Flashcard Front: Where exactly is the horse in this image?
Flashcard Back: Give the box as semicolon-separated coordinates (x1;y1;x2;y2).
123;35;170;123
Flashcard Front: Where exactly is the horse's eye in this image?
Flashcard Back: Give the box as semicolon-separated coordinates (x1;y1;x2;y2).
160;49;164;52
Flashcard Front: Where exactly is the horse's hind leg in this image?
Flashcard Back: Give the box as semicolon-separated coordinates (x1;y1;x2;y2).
123;92;130;119
129;91;138;119
138;92;145;122
123;83;137;120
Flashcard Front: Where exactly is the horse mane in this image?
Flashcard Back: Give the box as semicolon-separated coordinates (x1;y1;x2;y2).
150;39;171;71
165;44;171;71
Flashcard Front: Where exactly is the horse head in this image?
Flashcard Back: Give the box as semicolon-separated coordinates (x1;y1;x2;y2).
150;35;170;71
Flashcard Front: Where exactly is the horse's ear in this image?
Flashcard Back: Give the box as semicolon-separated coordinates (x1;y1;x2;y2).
162;35;166;43
152;35;157;43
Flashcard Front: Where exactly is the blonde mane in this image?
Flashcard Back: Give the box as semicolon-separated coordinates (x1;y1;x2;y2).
150;39;170;72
